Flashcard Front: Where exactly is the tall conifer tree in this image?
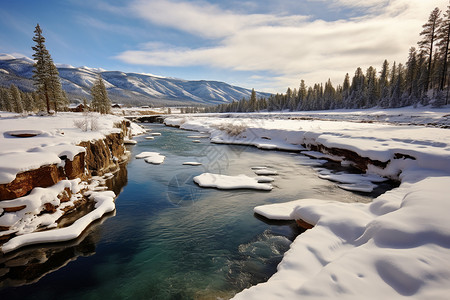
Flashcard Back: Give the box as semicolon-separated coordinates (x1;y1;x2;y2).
91;75;111;114
418;8;442;91
32;24;66;113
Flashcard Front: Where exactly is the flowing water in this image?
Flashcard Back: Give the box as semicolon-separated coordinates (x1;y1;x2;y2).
0;123;383;299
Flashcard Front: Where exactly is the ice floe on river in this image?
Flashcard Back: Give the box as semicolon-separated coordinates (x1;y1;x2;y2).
194;173;273;191
316;169;388;193
136;151;165;164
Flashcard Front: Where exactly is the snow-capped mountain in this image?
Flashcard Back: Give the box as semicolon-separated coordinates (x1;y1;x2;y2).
0;54;271;106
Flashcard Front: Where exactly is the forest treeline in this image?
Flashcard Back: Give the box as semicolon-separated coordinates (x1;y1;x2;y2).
207;5;450;113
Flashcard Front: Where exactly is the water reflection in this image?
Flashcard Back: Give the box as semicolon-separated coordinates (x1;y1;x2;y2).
0;212;111;289
0;161;128;290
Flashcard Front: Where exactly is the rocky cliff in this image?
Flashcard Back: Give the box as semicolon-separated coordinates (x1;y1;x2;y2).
0;120;131;241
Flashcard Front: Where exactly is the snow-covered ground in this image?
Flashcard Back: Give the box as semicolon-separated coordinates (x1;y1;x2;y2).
0;112;144;252
164;107;450;299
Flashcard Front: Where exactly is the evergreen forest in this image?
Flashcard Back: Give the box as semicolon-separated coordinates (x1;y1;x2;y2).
208;5;450;113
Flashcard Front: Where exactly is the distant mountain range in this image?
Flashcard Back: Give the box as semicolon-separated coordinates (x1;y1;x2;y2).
0;54;271;106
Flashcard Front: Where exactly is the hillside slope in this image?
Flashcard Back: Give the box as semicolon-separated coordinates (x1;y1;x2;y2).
0;54;271;106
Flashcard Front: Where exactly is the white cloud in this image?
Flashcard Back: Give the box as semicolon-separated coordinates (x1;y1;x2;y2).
129;0;244;38
309;0;389;9
116;0;445;91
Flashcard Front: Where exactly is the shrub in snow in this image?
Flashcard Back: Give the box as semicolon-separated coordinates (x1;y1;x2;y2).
214;123;247;136
73;118;88;132
90;116;99;131
73;114;100;132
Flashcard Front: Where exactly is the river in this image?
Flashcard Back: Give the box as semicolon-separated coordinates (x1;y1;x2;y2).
0;123;387;299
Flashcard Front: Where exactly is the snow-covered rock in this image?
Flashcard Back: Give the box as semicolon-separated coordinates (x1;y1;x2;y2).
135;151;165;164
193;173;273;191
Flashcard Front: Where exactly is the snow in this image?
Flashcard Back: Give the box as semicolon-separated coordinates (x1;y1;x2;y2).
135;151;165;164
318;171;387;184
0;113;144;184
0;112;144;251
254;169;278;176
187;135;209;138
241;175;450;300
338;182;377;193
0;53;17;60
124;139;137;144
256;176;275;183
1;190;116;253
315;170;387;193
0;152;61;184
165;112;450;179
0;113;143;185
164;109;450;299
0;179;81;233
193;173;273;191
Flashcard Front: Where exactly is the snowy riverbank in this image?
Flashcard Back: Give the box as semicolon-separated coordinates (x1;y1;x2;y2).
0;112;144;252
164;108;450;299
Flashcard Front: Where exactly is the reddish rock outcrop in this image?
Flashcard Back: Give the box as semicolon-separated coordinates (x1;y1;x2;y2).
64;152;86;180
296;219;314;230
0;128;127;201
0;165;63;201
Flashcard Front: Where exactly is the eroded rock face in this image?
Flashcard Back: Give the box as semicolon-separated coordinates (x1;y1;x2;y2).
0;165;63;200
64;152;85;180
306;144;388;171
79;131;125;176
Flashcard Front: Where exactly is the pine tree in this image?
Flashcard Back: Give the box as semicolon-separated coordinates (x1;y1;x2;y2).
47;60;68;112
437;3;450;94
10;84;24;113
249;88;257;112
342;73;350;100
297;80;307;110
0;88;12;111
390;63;405;108
418;7;442;91
378;60;390;107
32;92;45;111
91;75;111;114
349;67;365;108
365;66;378;108
23;93;34;112
32;24;66;114
405;47;420;105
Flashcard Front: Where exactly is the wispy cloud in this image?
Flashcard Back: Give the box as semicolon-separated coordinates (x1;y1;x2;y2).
116;0;445;90
76;15;146;37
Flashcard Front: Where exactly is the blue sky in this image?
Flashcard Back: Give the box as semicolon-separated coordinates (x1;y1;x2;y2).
0;0;445;93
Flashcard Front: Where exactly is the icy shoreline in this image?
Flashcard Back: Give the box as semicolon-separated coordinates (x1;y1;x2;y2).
164;109;450;299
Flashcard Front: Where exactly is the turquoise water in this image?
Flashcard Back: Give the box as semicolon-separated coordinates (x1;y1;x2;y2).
0;124;375;299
